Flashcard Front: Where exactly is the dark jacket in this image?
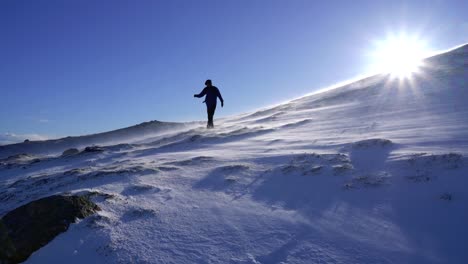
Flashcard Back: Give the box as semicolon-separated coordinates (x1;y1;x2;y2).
195;86;224;107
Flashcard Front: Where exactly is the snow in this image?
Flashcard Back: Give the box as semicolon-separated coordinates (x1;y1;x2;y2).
1;44;468;263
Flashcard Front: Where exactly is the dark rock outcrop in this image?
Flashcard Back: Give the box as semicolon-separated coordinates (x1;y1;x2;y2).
82;146;104;153
0;221;15;263
0;195;100;264
61;148;80;157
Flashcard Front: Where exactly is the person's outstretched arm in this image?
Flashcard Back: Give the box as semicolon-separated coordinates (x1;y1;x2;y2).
194;88;207;98
217;88;224;107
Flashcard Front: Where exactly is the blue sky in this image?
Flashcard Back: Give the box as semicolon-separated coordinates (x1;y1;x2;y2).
1;0;467;143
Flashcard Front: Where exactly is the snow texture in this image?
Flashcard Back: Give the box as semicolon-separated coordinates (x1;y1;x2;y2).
1;44;468;263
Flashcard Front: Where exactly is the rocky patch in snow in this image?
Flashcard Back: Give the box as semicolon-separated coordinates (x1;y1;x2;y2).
121;183;163;196
165;156;214;166
0;165;158;215
278;153;352;176
0;154;42;170
343;171;391;189
351;138;393;149
406;152;463;170
61;148;80;157
0;194;99;263
402;153;466;183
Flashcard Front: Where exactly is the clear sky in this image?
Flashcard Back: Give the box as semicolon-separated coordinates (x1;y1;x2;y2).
1;0;467;143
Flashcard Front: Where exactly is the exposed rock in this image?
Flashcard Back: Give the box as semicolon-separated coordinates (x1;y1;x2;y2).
121;184;160;196
156;166;179;171
0;221;15;263
351;138;393;149
333;164;353;175
63;167;89;176
407;153;463;169
218;164;250;173
165;156;213;166
3;154;33;162
0;195;100;264
344;172;391;189
82;146;104;153
30;158;41;164
73;190;117;203
61;148;80;157
0;154;40;170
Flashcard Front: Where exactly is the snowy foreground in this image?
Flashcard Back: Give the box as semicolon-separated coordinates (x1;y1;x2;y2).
1;45;468;263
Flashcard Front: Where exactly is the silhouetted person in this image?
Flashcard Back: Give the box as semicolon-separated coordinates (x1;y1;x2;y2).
194;79;224;128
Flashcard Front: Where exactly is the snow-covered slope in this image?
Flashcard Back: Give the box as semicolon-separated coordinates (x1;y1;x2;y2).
0;120;190;159
1;44;467;263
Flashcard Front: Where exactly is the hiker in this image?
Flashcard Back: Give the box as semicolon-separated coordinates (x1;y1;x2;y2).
194;79;224;128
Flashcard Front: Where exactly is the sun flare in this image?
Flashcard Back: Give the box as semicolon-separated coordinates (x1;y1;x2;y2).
371;34;429;78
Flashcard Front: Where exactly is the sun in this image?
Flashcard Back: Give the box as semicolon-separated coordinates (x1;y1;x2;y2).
370;34;429;78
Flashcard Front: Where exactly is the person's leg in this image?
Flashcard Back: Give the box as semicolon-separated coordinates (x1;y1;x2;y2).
207;105;216;128
206;106;211;128
208;108;214;128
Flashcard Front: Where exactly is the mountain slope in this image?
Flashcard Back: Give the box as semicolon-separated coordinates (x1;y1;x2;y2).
1;44;467;264
0;120;190;159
